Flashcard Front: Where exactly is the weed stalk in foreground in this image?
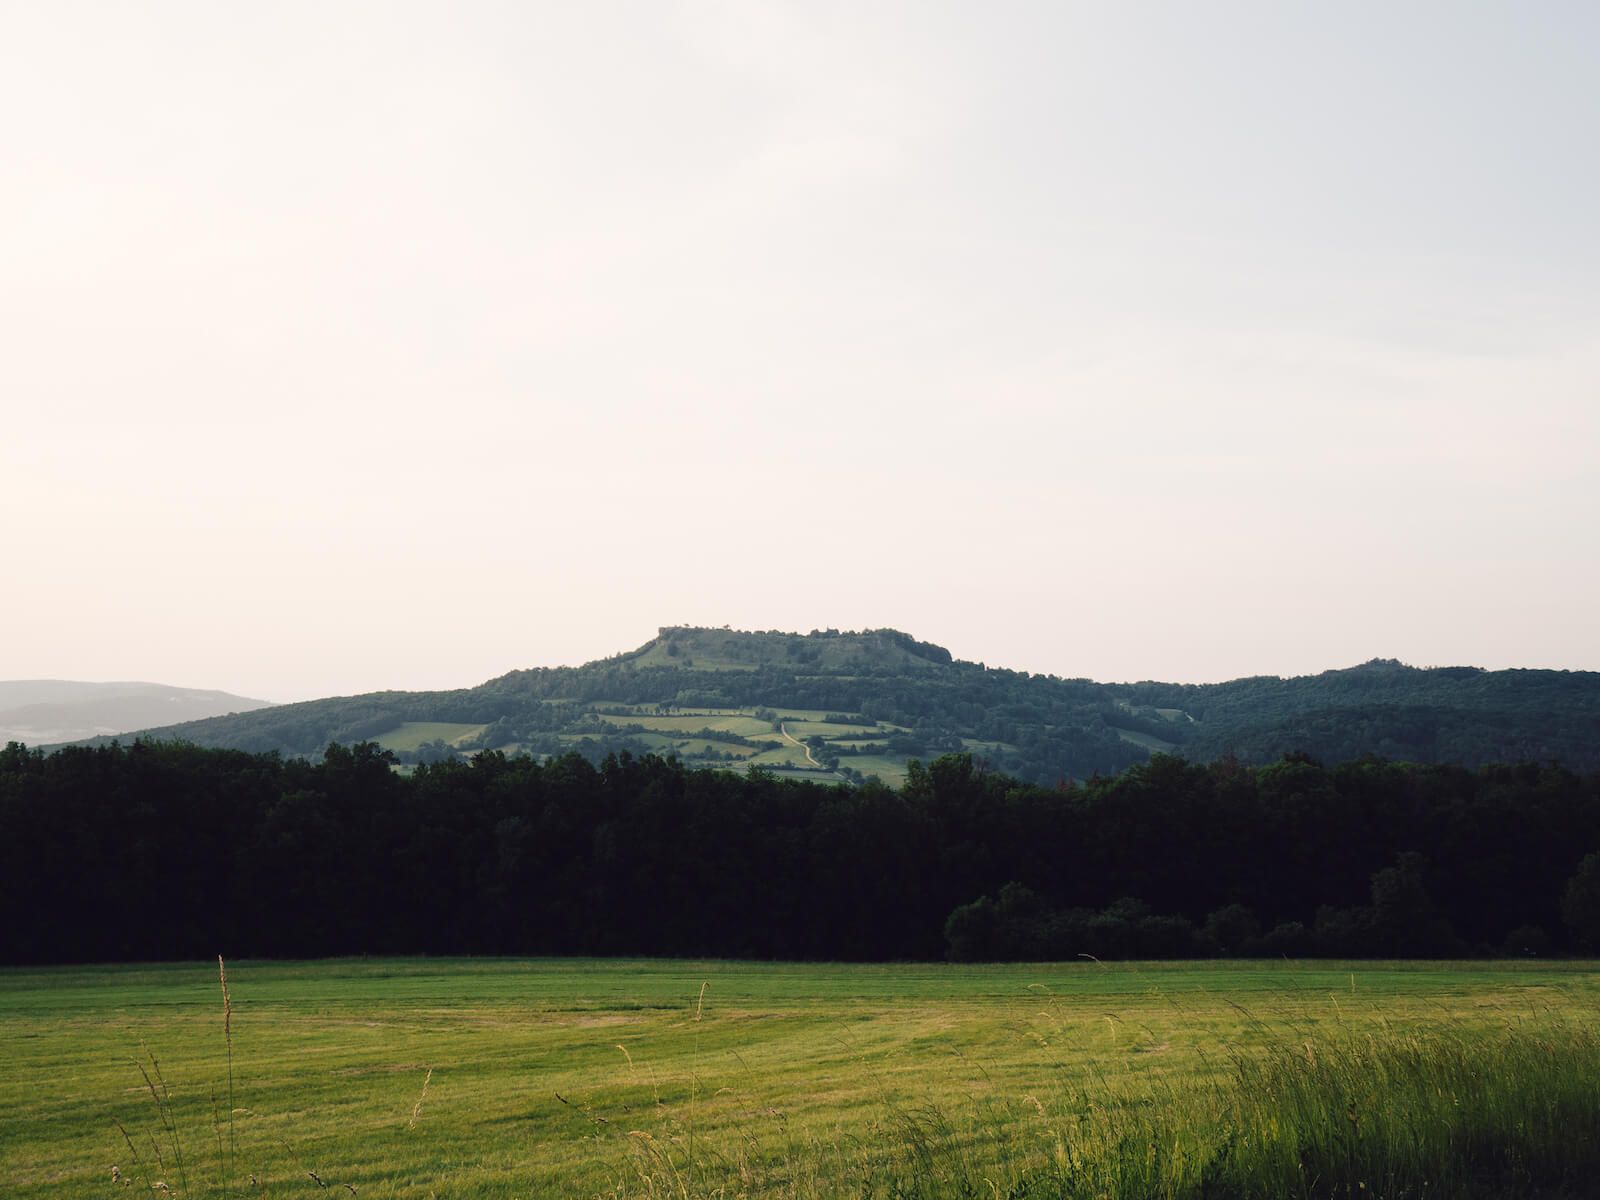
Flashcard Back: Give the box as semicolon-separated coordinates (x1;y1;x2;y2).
219;955;236;1191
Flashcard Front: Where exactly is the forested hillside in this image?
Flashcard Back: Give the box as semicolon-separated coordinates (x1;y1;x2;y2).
66;628;1600;784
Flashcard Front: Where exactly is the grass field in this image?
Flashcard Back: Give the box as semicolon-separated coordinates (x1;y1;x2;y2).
600;715;776;739
372;722;489;752
845;754;912;786
781;721;878;739
1113;729;1179;752
742;746;815;769
757;766;845;783
5;959;1598;1199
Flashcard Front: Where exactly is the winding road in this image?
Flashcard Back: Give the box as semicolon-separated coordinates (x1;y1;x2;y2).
777;722;822;768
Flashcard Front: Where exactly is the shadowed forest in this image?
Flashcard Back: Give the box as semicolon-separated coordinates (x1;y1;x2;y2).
4;739;1598;965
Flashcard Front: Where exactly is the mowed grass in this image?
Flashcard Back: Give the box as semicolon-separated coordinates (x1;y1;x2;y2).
4;960;1598;1199
780;721;879;739
1113;728;1179;752
758;766;846;783
371;722;488;752
633;734;761;760
743;746;815;768
600;714;776;738
846;755;913;786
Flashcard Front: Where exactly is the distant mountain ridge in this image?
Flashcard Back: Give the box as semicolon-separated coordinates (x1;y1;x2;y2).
0;681;273;747
50;628;1600;784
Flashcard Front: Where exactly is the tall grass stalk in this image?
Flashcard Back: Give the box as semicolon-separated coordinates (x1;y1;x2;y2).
408;1067;433;1130
688;979;709;1193
134;1046;190;1196
218;955;236;1190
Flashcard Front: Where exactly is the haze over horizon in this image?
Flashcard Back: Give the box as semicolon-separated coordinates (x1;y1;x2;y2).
5;2;1597;703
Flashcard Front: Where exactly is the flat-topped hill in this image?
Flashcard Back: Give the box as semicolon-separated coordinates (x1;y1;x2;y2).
624;627;954;672
45;628;1600;785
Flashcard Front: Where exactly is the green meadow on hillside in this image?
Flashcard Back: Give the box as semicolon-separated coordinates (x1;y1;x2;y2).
5;959;1599;1198
372;722;489;752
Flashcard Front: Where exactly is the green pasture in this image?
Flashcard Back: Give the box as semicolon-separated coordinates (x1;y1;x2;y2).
771;709;843;723
1114;728;1179;751
602;714;775;738
629;731;683;753
772;711;910;730
781;720;879;738
634;735;760;760
592;706;750;718
758;766;846;783
960;738;1011;754
4;959;1597;1199
847;754;913;785
743;745;814;768
627;642;760;671
372;722;487;752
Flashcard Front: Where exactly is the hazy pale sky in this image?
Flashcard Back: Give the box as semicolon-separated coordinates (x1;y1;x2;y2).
4;1;1597;701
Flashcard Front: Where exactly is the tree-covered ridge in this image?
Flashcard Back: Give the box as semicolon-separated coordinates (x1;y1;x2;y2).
4;739;1600;964
68;628;1600;783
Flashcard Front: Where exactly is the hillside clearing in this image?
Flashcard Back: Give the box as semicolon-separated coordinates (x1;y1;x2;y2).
371;721;487;751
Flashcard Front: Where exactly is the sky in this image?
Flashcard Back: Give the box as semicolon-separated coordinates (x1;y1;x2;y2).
3;1;1597;702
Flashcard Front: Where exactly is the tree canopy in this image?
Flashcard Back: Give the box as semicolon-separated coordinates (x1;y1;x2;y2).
3;738;1597;964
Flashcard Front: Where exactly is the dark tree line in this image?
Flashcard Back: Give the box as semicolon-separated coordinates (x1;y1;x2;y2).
3;740;1599;965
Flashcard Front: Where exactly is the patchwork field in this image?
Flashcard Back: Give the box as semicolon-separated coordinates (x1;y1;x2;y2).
5;959;1599;1198
578;705;926;785
365;693;965;786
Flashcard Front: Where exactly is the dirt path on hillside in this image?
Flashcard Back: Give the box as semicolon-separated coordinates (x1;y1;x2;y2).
778;723;822;768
